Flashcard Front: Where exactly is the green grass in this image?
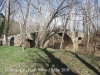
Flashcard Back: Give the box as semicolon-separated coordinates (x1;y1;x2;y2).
0;46;100;75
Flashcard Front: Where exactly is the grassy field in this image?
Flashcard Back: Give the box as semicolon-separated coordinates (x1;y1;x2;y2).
0;46;100;75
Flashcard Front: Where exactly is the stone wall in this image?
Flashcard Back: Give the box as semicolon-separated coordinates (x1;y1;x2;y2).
7;33;36;47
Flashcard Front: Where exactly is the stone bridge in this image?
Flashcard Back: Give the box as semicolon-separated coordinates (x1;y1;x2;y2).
7;32;37;47
1;29;84;52
44;29;84;52
57;31;78;52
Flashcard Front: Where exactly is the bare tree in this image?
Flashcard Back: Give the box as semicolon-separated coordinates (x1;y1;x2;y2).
0;0;6;13
3;0;10;45
40;0;66;47
17;0;31;51
76;0;97;52
60;0;74;49
22;0;31;51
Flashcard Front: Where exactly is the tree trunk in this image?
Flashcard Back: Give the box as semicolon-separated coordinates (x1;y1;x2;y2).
86;21;90;50
40;0;65;48
4;0;10;46
60;0;74;50
21;0;30;51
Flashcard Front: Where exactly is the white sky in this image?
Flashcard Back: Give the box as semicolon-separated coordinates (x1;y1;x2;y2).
0;0;100;32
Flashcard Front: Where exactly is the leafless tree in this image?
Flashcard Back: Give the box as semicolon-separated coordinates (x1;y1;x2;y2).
60;0;74;49
77;0;100;52
17;0;31;51
0;0;6;13
30;0;66;47
3;0;10;45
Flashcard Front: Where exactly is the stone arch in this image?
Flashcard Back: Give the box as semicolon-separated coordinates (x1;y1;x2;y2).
78;37;82;40
43;32;74;50
78;36;84;47
26;39;36;48
57;33;73;49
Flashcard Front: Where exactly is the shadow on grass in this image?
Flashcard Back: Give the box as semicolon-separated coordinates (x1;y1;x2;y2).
69;51;100;75
26;48;78;75
40;48;78;75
